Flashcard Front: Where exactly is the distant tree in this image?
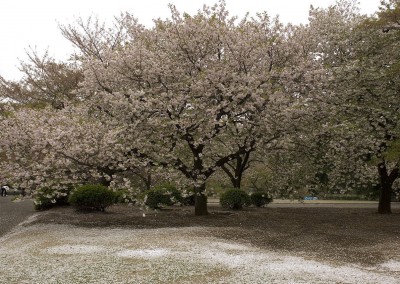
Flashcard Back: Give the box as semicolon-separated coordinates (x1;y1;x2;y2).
0;49;83;109
378;0;400;32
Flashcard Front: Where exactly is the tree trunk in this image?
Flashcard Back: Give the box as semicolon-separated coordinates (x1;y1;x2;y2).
378;181;392;214
195;194;208;215
232;178;241;189
221;157;245;189
377;161;398;214
194;184;208;216
145;174;152;191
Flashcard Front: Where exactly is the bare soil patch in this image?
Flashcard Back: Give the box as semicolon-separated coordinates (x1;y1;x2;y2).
32;204;400;266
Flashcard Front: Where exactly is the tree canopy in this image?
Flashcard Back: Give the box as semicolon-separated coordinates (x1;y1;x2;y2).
0;0;399;215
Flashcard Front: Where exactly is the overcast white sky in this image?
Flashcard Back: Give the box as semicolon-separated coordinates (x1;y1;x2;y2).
0;0;380;80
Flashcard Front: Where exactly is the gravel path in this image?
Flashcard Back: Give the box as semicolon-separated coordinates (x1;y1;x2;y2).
0;196;34;237
1;222;399;283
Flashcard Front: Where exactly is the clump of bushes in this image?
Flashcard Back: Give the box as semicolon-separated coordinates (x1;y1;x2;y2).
114;189;136;204
250;192;273;207
144;184;183;209
34;187;71;211
220;188;251;210
68;184;116;212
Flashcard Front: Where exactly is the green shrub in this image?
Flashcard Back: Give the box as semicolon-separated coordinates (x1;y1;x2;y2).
114;189;136;204
68;184;116;212
34;187;70;211
220;189;251;210
182;188;196;206
250;192;273;207
144;184;183;209
319;193;377;201
183;193;196;206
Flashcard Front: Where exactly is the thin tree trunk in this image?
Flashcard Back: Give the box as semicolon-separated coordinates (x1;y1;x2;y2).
221;154;247;189
145;174;152;191
194;183;208;215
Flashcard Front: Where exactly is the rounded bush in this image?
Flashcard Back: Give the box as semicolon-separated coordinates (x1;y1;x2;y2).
144;184;182;209
220;189;251;210
250;192;273;207
114;189;136;204
68;184;116;212
34;187;70;211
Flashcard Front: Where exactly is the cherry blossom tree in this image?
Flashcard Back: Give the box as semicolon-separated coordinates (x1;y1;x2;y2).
300;0;400;213
2;0;395;217
341;1;400;213
0;102;158;198
60;1;304;215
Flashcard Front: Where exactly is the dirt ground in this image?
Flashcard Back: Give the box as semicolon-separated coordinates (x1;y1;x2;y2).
32;203;400;267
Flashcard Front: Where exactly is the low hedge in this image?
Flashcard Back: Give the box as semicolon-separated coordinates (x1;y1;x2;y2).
114;189;136;204
220;189;251;210
319;194;378;201
68;184;116;212
34;187;70;211
250;192;273;207
144;184;183;209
